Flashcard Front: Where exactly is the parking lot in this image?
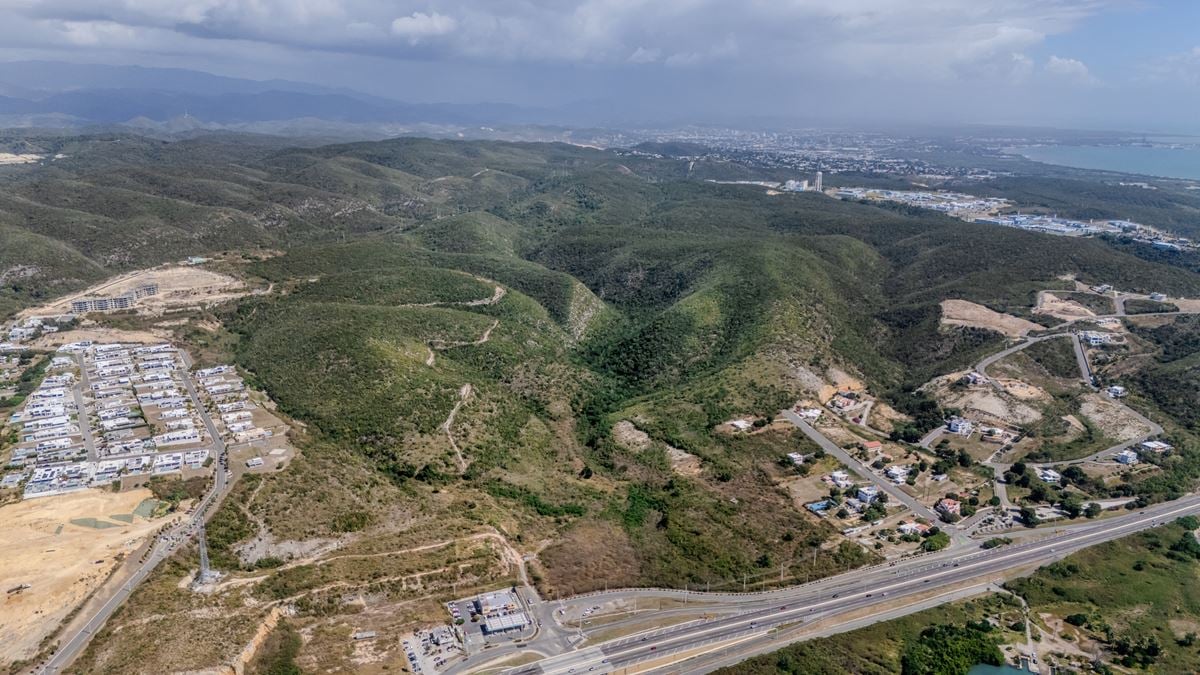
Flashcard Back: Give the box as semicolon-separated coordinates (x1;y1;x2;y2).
402;625;464;674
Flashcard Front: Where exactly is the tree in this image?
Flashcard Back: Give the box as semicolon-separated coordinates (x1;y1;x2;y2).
1084;502;1102;519
922;532;951;552
900;624;1002;674
1020;505;1040;527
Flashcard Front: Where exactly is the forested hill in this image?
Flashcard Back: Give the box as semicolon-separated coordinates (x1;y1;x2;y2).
8;134;1200;588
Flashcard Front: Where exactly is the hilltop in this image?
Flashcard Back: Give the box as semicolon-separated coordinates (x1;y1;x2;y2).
8;134;1200;672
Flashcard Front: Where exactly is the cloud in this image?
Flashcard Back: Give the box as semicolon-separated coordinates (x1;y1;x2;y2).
1009;52;1035;83
1142;46;1200;87
627;46;660;64
0;0;1119;71
391;11;457;43
1045;54;1097;84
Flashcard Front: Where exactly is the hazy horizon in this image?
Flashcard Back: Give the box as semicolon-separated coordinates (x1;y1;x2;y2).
0;1;1198;133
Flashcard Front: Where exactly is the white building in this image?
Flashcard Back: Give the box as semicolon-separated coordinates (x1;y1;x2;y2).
1140;440;1173;455
1115;449;1140;465
947;417;973;435
1037;468;1062;483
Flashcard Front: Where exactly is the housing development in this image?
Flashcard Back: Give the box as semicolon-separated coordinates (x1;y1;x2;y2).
833;186;1195;249
3;340;287;498
5;117;1200;674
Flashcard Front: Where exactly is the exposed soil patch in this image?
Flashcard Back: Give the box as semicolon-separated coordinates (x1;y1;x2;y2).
0;488;162;666
1035;292;1095;321
941;299;1041;338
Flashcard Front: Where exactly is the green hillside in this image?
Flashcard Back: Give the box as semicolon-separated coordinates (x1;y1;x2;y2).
10;133;1200;592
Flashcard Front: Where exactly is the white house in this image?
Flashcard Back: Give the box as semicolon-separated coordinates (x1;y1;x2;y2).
828;470;853;488
947;417;973;435
1037;468;1062;483
1115;449;1140;465
936;498;961;516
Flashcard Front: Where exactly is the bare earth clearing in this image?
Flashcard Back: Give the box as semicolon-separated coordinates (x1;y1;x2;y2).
940;299;1041;338
613;421;702;476
925;371;1042;426
1034;293;1095;321
1079;393;1153;442
20;265;248;318
0;488;162;666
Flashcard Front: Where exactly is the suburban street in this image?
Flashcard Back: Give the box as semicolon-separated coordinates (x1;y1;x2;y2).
35;359;232;675
454;298;1200;675
973;330;1164;467
781;409;946;526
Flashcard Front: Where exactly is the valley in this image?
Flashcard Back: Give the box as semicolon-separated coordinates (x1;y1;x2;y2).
4;135;1200;674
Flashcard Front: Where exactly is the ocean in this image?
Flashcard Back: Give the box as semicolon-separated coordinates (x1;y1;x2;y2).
1011;144;1200;181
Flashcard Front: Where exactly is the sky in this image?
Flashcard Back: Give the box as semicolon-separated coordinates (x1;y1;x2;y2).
0;0;1198;132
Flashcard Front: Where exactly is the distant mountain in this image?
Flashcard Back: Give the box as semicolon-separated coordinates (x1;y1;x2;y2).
0;61;353;98
0;61;555;131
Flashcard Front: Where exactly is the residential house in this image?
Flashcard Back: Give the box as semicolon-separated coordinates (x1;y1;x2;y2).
1115;450;1140;465
1037;468;1062;483
936;498;961;517
947;417;973;435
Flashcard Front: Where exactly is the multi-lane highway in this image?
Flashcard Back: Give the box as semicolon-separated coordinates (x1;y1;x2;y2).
498;495;1200;675
35;359;233;675
480;299;1196;674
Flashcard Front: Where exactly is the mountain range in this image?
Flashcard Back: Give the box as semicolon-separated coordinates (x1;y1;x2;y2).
0;61;556;133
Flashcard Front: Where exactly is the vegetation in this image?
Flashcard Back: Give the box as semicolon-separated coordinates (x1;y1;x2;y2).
12;134;1200;599
1025;337;1082;381
1125;298;1179;314
715;595;1019;675
900;624;1004;675
247;621;302;675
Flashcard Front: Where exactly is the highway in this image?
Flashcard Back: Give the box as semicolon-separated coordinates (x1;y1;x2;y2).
35;354;232;675
479;302;1197;675
497;495;1200;675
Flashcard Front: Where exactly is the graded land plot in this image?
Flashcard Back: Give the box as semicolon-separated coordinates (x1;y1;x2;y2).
19;265;250;318
1055;291;1115;315
939;299;1041;338
0;488;162;667
1035;292;1099;321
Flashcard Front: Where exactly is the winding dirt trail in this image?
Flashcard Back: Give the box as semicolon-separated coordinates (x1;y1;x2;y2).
402;281;506;310
443;384;473;473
